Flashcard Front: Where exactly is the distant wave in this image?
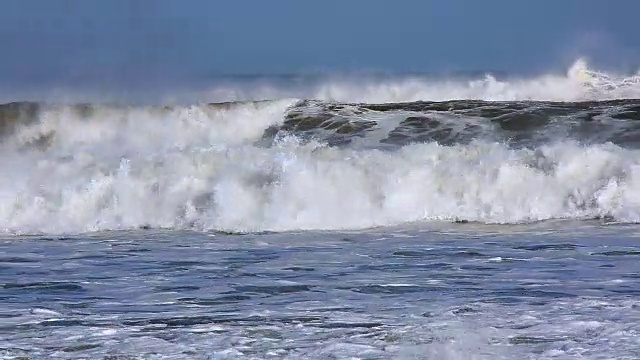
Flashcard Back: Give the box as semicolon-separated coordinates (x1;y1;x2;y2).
2;58;639;105
185;59;639;104
2;59;640;234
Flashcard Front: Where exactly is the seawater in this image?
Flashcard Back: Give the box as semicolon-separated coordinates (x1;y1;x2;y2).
2;59;640;359
2;223;640;359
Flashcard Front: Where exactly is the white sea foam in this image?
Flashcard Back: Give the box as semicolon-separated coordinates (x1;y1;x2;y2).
3;131;640;234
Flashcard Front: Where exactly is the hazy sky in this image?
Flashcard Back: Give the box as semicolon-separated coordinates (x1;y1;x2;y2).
1;0;639;85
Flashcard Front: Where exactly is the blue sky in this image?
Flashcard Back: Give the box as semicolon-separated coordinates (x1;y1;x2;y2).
1;0;638;85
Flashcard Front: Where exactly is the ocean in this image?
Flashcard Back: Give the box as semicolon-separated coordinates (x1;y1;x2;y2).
2;59;640;359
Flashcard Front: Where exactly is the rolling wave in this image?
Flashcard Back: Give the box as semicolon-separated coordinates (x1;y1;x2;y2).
1;59;640;234
2;98;640;150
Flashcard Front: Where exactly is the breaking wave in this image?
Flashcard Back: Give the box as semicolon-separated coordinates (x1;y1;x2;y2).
2;59;640;234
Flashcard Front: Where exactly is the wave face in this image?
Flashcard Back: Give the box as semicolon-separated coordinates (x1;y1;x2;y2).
2;59;640;234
